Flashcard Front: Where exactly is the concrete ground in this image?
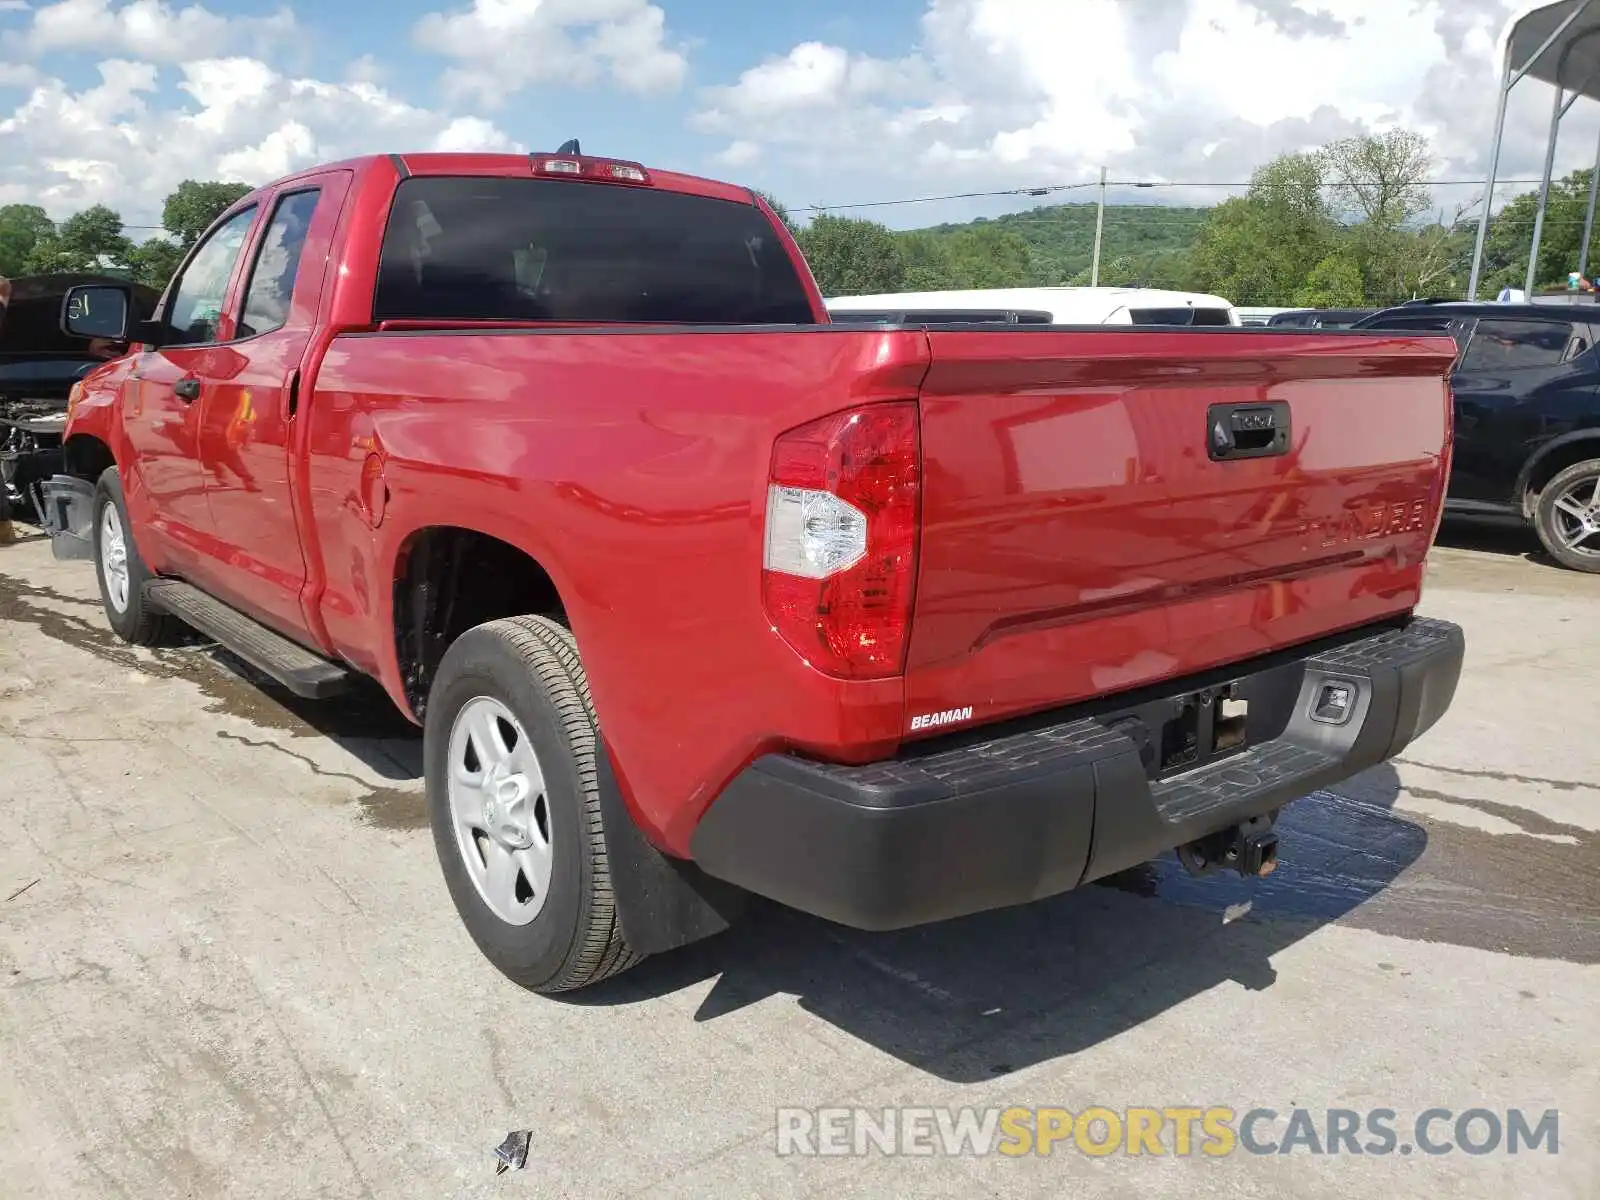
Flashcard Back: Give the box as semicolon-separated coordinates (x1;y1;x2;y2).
0;520;1596;1199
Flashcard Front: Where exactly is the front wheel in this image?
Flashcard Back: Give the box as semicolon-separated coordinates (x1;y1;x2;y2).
92;468;171;645
424;615;642;993
1534;458;1600;573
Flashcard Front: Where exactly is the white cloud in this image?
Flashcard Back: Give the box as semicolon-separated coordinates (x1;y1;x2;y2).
20;0;296;63
700;42;927;121
215;117;315;182
413;0;686;105
698;0;1593;216
431;115;509;152
712;138;760;167
344;53;383;85
0;55;519;221
0;62;39;86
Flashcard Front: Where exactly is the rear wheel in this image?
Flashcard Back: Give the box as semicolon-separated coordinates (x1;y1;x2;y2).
424;614;641;992
1534;458;1600;573
92;468;171;645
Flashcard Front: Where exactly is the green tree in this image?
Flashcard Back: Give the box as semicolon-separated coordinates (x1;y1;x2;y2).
1480;169;1600;292
1322;130;1432;230
1394;205;1478;300
1253;152;1338;269
910;201;1208;286
795;214;907;296
1294;253;1365;306
1189;200;1306;305
0;205;57;277
896;231;955;289
23;204;132;274
126;237;186;290
1322;130;1435;301
938;225;1034;288
1188;153;1340;304
163;179;251;248
1138;249;1199;290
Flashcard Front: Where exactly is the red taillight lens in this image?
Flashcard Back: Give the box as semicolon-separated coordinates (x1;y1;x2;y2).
762;402;920;680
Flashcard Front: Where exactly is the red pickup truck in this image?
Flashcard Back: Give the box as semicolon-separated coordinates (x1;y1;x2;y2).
46;149;1464;993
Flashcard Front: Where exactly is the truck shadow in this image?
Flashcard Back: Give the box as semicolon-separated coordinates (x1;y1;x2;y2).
190;658;1438;1081
193;652;425;784
562;764;1423;1083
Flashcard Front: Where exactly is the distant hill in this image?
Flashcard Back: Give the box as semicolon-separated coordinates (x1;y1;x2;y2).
910;201;1212;289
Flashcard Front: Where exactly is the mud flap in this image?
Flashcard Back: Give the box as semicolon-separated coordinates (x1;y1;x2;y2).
38;475;95;560
595;736;747;956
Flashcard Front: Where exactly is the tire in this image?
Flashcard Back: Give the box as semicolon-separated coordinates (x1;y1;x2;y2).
424;614;642;993
92;467;172;646
1534;457;1600;573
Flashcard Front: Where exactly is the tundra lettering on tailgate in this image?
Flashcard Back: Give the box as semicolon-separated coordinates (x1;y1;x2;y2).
910;706;974;732
1302;498;1430;550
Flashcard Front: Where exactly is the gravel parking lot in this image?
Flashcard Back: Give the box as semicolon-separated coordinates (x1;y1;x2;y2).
1;523;1597;1199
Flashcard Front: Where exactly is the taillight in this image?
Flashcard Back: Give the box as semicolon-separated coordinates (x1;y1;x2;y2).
762;402;920;679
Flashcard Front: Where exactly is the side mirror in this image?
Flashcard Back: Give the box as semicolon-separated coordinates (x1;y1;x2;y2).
61;284;133;341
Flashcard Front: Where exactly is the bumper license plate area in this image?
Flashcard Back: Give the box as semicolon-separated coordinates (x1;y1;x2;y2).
1110;685;1252;782
1158;687;1249;778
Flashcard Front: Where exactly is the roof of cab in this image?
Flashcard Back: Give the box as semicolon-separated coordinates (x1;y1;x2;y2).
259;152;755;206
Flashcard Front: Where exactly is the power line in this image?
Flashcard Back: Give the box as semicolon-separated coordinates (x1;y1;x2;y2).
793;178;1555;214
795;181;1101;213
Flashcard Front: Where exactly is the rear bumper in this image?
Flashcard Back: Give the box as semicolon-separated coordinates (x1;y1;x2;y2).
689;616;1464;930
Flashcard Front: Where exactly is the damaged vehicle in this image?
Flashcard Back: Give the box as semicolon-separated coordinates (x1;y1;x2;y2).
48;150;1465;993
0;273;159;539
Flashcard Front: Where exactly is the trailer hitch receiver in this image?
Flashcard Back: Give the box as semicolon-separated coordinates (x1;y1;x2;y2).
1177;813;1279;879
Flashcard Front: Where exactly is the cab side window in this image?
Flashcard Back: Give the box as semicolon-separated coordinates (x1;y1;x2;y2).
1458;319;1571;372
238;190;321;338
164;206;258;346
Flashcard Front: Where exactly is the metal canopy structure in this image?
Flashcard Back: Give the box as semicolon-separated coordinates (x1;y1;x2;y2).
1468;0;1600;299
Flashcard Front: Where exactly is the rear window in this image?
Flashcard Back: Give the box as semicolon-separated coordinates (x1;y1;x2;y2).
374;176;816;325
1129;306;1233;326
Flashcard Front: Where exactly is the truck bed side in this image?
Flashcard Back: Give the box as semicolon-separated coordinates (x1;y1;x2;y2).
306;326;930;854
307;322;1455;857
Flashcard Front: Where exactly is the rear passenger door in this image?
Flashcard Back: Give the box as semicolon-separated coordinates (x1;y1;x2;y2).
1449;317;1597;506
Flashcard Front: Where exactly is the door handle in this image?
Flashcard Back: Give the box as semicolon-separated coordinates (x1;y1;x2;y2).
1206;401;1292;461
174;377;200;402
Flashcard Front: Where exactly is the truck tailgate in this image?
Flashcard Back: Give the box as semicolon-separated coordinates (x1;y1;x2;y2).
905;328;1457;729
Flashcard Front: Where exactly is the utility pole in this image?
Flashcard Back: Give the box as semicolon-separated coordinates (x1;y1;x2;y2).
1580;123;1600;285
1090;165;1106;287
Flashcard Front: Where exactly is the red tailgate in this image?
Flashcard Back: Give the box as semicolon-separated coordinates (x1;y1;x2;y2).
903;327;1457;733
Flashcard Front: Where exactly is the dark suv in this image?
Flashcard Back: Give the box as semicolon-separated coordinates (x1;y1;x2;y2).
1267;307;1375;329
1352;301;1600;572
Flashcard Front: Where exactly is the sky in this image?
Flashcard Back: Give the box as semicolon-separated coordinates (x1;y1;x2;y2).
0;0;1594;238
